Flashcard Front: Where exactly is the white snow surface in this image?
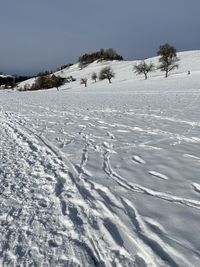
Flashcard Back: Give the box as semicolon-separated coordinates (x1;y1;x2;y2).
1;51;200;266
0;74;13;78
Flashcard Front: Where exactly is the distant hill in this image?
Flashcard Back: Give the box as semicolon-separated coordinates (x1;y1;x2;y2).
0;74;33;88
17;50;200;91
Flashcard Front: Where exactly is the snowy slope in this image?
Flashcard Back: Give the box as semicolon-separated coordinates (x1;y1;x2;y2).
18;50;200;90
1;51;200;266
55;50;200;82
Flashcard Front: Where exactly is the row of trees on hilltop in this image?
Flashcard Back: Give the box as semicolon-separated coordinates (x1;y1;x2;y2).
134;44;179;79
79;48;123;68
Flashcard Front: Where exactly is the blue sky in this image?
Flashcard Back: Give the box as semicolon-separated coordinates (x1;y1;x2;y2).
0;0;200;75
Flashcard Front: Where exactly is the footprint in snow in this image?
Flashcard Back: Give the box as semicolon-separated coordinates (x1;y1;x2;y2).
132;155;146;164
103;142;112;149
99;126;108;129
107;131;115;139
149;171;169;180
83;116;89;121
192;183;200;194
116;129;130;133
184;154;200;161
135;254;148;267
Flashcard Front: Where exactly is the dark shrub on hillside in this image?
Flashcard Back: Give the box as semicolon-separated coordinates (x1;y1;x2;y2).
30;74;65;91
60;63;73;70
37;71;52;77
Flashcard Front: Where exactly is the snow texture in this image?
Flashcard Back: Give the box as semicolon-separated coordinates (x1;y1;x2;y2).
0;51;200;266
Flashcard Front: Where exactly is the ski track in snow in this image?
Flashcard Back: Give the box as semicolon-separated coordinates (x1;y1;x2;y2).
1;112;136;267
0;103;199;266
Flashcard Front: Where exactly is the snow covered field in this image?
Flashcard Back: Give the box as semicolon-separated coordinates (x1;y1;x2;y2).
0;51;200;266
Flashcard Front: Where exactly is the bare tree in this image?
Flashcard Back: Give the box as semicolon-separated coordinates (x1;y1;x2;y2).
51;75;65;91
99;67;115;84
157;43;179;77
133;61;154;80
80;78;88;87
91;72;98;82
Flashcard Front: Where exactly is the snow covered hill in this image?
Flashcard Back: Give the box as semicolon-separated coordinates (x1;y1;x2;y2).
18;50;200;91
0;51;200;266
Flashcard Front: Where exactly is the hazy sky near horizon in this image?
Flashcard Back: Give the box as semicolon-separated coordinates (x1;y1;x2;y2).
0;0;200;75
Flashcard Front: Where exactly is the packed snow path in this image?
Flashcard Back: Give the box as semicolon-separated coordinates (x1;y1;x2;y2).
1;65;200;266
1;112;139;266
